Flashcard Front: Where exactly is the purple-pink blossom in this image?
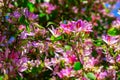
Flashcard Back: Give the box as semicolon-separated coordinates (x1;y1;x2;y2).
116;54;120;62
60;19;93;33
40;2;56;14
24;9;38;20
102;35;119;45
97;71;108;80
20;31;35;39
48;26;62;37
57;67;72;78
17;57;29;72
13;11;21;18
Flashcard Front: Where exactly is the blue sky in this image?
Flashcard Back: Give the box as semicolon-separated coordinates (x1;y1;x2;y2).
110;1;120;18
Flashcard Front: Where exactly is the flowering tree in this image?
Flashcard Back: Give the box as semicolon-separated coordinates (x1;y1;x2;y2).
0;0;120;80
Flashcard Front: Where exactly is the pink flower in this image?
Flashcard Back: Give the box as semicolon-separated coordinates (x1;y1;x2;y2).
97;71;108;80
82;77;88;80
8;3;14;8
0;63;2;68
116;54;120;63
24;9;38;20
29;0;35;4
105;53;115;64
102;35;119;45
72;6;78;14
60;20;93;33
107;69;116;80
17;57;29;72
9;50;19;60
67;55;77;64
20;31;35;39
112;19;120;29
57;67;72;78
76;20;92;32
83;39;93;56
63;51;77;64
40;2;56;14
87;57;99;67
60;21;75;33
0;48;10;61
34;60;41;67
44;58;53;70
48;26;62;37
18;25;26;31
0;35;6;43
75;20;83;32
13;11;21;18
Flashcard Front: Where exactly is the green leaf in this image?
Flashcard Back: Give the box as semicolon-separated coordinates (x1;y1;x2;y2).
80;0;86;2
39;13;46;17
27;2;35;12
50;50;55;57
15;76;23;80
46;14;50;20
68;0;73;3
107;27;120;36
19;16;30;33
17;0;28;7
33;23;44;29
26;25;31;33
92;50;98;57
50;36;55;41
0;76;3;80
18;16;25;24
50;35;63;42
60;60;65;68
36;0;41;3
13;2;18;7
55;36;63;41
46;22;58;27
84;73;88;79
64;45;71;50
73;62;83;71
87;72;96;80
117;71;120;75
31;67;38;74
25;20;30;33
93;39;103;46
